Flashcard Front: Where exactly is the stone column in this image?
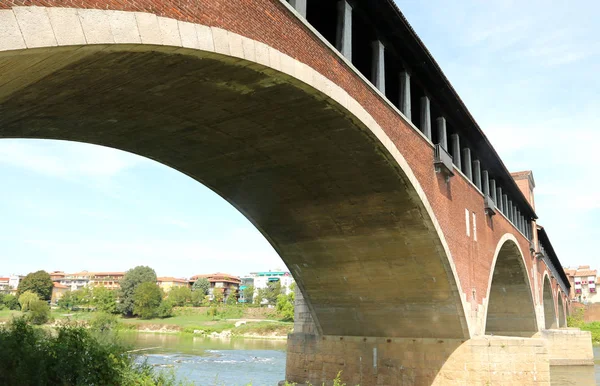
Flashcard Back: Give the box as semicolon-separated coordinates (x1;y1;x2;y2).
371;40;385;93
335;0;352;60
450;134;461;169
399;71;411;120
462;148;472;180
490;179;497;204
516;210;521;232
420;96;432;140
482;170;490;196
473;160;482;190
508;200;513;223
503;195;508;217
513;206;518;227
289;0;307;17
496;187;503;212
437;117;448;150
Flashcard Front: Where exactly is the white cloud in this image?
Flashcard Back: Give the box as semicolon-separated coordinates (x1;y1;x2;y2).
0;139;144;178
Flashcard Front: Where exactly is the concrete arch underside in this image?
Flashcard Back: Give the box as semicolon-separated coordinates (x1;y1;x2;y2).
0;8;470;339
557;291;566;328
484;238;537;337
543;275;557;329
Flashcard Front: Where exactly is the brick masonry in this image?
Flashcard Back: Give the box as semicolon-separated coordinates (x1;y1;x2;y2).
0;1;569;334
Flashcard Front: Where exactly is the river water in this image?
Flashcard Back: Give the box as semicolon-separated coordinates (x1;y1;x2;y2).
122;333;600;385
120;332;286;386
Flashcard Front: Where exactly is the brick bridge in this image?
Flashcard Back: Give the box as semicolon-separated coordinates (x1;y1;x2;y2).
0;1;592;384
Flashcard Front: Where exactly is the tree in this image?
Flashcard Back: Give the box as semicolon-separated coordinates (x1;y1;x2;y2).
212;288;224;304
2;294;19;310
225;289;238;305
265;281;282;305
242;285;254;304
17;270;53;300
28;300;50;325
156;300;174;318
133;282;162;319
18;291;39;312
192;278;210;295
57;291;74;310
119;266;157;316
92;286;117;314
167;286;191;307
190;290;204;307
71;287;92;306
276;290;295;321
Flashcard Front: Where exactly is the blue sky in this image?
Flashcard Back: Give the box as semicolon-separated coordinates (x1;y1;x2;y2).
1;1;598;277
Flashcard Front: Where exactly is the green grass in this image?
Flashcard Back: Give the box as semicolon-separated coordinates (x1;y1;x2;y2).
0;309;21;320
579;321;600;345
232;321;293;336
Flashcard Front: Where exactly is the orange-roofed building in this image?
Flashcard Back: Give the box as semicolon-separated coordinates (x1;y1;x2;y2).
89;272;125;290
0;277;9;292
565;265;598;304
51;282;70;304
190;273;240;302
157;277;190;292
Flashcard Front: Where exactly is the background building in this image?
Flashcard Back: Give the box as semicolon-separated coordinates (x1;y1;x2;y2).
55;271;91;291
89;272;124;290
241;270;295;304
190;272;240;302
0;277;9;292
157;277;189;292
565;266;598;304
51;282;69;304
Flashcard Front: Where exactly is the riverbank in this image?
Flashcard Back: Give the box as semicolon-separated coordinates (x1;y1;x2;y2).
0;308;293;339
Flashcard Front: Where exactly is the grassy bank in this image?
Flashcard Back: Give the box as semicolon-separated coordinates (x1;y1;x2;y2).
579;322;600;345
2;306;292;338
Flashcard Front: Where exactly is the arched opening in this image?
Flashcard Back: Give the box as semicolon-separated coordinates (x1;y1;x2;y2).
543;275;557;329
557;291;566;328
484;238;537;337
0;40;468;338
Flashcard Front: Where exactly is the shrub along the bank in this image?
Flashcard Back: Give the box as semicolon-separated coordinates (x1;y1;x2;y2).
0;317;189;386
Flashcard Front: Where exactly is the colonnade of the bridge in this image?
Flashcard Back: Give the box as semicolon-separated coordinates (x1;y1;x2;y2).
287;0;536;244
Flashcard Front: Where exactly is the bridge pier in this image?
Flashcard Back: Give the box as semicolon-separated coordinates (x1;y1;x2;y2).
285;333;550;386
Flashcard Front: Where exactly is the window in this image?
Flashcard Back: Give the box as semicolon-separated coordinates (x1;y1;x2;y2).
465;209;470;237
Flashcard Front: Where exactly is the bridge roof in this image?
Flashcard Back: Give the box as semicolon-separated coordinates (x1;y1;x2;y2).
537;226;570;291
358;0;537;220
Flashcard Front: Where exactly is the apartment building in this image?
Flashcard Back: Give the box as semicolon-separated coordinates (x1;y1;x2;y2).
190;272;240;302
157;277;189;292
565;266;598;304
89;272;124;290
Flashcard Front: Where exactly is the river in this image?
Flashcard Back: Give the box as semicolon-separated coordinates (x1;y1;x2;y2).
122;333;600;385
120;332;286;386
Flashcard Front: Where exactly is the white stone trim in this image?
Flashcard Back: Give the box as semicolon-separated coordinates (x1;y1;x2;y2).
0;6;473;338
480;234;537;336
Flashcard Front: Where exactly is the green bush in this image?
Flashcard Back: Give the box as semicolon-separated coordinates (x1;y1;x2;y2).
28;299;50;325
0;317;189;386
89;312;121;333
157;300;174;318
2;294;19;310
18;291;39;312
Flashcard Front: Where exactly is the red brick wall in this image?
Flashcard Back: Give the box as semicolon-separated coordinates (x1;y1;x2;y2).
0;0;560;319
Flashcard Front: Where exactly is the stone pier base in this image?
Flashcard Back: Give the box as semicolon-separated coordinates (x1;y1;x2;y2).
539;328;594;366
285;333;550;386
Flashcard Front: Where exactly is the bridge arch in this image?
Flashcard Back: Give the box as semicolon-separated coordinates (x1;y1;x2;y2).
543;273;557;329
557;290;566;328
0;7;471;338
483;234;537;337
